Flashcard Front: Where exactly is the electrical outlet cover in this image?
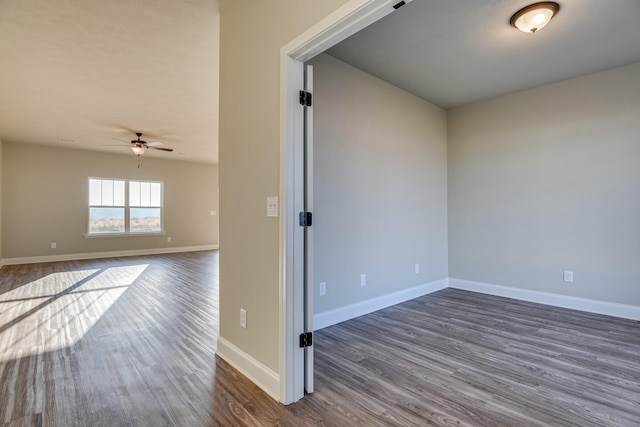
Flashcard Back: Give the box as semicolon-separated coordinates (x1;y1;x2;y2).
563;271;574;283
240;309;247;328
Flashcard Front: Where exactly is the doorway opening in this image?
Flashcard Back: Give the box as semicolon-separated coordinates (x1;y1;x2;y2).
279;0;411;405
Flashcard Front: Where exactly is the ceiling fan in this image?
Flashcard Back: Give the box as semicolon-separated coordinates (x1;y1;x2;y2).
107;132;174;168
128;132;174;156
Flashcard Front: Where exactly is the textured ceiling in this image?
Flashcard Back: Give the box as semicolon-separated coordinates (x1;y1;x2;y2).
0;0;219;163
327;0;640;109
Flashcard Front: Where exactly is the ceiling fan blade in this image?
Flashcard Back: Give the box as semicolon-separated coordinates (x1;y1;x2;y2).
148;146;174;152
147;141;164;147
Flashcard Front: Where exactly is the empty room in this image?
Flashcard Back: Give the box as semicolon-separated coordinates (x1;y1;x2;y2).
218;0;640;425
2;0;640;426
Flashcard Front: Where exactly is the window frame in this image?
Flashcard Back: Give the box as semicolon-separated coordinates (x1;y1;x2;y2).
86;177;165;237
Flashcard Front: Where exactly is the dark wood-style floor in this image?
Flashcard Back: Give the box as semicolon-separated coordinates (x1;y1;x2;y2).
1;252;639;426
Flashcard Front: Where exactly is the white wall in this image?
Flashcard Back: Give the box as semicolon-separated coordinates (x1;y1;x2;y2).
310;54;448;315
448;62;640;306
2;142;218;260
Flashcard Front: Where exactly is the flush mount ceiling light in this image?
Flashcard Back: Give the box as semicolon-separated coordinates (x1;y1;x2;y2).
510;2;560;34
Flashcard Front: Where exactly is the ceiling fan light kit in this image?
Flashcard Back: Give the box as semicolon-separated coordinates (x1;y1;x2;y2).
510;2;560;34
128;132;174;155
103;132;176;168
131;145;145;155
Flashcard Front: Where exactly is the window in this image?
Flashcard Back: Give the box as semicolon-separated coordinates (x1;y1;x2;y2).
88;178;163;235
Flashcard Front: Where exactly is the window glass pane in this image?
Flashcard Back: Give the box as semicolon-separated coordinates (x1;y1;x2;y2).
101;180;114;206
88;179;162;235
140;182;151;207
150;183;161;207
89;179;102;206
129;181;140;207
130;208;161;233
114;180;125;206
89;207;125;233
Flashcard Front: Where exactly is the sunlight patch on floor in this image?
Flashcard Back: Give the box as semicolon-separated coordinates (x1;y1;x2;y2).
0;264;148;361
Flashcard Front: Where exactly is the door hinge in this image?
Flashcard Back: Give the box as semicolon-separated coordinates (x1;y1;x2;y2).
393;1;406;10
299;332;313;348
299;211;312;227
299;90;312;107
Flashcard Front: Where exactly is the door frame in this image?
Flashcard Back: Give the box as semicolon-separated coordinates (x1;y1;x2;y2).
278;0;405;404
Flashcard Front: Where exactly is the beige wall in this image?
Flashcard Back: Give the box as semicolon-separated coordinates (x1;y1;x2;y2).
310;53;448;313
448;62;640;305
2;142;218;259
218;0;349;373
0;139;3;262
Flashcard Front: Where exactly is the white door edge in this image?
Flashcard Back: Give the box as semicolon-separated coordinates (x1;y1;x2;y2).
304;63;314;394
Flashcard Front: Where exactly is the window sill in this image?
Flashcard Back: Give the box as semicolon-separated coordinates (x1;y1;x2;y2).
84;232;166;239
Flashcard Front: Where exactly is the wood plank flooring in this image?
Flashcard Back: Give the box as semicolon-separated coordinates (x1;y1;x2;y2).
0;252;219;426
308;291;640;426
1;252;639;426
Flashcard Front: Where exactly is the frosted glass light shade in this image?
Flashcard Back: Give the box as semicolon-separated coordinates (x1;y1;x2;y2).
131;145;145;155
510;2;559;33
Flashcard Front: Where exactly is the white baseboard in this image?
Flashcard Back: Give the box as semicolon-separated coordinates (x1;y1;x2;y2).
216;336;280;401
1;244;219;266
314;278;449;330
449;278;640;321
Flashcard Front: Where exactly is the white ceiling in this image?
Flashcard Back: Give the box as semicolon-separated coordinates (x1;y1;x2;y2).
0;0;219;163
1;1;639;164
327;0;640;109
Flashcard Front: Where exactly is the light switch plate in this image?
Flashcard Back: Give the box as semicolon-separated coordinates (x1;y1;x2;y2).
267;196;279;217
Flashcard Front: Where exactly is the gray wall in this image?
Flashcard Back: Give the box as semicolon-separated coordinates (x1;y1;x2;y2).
310;53;449;314
448;62;640;305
